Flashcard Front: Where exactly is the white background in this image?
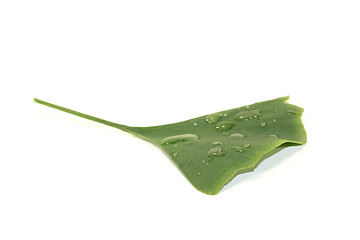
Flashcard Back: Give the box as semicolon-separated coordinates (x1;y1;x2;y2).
1;1;359;239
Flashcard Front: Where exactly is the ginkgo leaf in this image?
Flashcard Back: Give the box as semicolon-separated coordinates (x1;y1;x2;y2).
34;96;306;195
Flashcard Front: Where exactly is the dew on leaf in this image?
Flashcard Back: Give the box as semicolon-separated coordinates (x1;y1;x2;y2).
234;109;261;121
207;147;225;157
243;143;251;148
287;110;299;116
269;134;279;139
229;133;245;138
161;134;199;145
234;146;246;153
215;121;235;132
205;112;222;123
34;96;306;195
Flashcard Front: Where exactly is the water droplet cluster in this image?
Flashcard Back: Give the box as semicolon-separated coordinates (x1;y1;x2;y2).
158;105;297;177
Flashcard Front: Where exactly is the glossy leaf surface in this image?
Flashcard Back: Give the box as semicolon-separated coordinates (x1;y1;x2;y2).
34;96;306;195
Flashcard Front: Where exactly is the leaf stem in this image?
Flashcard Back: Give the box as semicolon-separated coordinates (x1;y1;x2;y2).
34;98;134;134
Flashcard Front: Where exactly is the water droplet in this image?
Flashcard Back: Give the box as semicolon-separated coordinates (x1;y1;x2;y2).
229;133;245;138
272;119;277;122
260;122;267;127
215;121;235;131
212;141;222;146
234;110;261;121
197;172;201;176
174;144;178;147
193;123;198;126
234;146;246;153
287;110;299;116
269;134;279;139
201;160;206;164
222;113;228;117
243;143;251;148
172;152;178;157
161;134;199;145
207;147;225;157
205;112;222;123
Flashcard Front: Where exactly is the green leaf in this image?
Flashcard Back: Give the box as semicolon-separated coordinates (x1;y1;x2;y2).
34;96;306;195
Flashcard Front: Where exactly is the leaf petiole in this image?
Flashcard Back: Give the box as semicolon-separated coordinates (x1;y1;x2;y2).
34;98;135;135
